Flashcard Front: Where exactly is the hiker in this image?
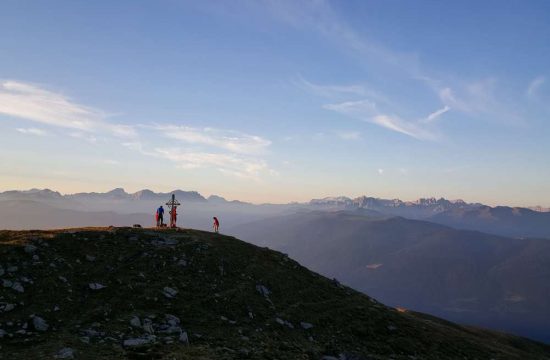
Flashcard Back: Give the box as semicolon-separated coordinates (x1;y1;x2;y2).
213;216;220;233
155;209;159;227
157;205;165;226
170;207;177;228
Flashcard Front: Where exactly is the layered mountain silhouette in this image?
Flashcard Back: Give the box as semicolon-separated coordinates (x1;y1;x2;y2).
229;211;550;343
3;189;549;238
1;227;549;359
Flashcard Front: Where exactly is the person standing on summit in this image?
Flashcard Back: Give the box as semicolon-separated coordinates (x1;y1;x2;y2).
213;216;220;233
157;205;165;227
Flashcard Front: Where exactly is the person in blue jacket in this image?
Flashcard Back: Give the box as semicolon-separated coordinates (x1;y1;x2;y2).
157;205;165;226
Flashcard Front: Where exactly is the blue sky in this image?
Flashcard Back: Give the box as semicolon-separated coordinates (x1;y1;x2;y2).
1;0;549;205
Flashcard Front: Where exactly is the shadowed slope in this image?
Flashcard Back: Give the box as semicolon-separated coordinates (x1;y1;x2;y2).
0;227;549;359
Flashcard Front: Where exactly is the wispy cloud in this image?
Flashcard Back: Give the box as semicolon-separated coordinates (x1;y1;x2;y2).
323;99;377;115
69;131;98;144
0;80;135;138
149;125;271;155
324;99;439;141
16;127;48;136
436;79;523;124
527;76;545;98
295;76;390;105
154;148;270;179
422;105;450;123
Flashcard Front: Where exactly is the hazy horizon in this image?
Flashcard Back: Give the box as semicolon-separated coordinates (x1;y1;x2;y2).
1;185;549;209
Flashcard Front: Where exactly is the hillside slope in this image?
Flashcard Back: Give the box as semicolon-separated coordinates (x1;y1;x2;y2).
229;211;550;343
1;228;549;359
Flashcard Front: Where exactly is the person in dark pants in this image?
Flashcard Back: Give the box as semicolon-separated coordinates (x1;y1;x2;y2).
213;216;220;233
157;205;165;226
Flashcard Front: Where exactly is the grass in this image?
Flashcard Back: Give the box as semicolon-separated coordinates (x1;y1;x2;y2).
0;227;549;359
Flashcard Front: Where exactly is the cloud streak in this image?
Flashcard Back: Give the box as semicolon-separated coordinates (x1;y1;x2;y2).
149;147;271;180
149;125;271;155
0;80;135;138
527;76;545;98
324;99;439;141
16;127;48;136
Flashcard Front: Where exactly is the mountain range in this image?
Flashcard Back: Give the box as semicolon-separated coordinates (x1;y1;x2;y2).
228;210;550;343
2;189;549;238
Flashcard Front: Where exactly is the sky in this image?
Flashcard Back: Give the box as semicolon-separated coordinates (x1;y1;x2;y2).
1;0;549;206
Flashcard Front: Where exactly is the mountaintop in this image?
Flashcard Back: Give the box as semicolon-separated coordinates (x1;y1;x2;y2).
1;228;549;359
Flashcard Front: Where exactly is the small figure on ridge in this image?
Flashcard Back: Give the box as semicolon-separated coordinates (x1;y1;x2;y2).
157;205;165;227
213;216;220;233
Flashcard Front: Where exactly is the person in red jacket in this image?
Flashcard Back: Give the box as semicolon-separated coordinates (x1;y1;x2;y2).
213;216;220;233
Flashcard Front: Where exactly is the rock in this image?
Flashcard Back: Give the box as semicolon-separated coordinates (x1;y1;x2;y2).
32;255;39;261
1;303;16;312
0;329;6;338
7;266;18;272
11;282;24;293
2;279;12;287
33;316;49;332
162;287;178;298
89;283;106;290
0;267;4;276
300;322;314;330
177;259;187;267
86;255;96;262
24;245;38;254
142;319;154;334
58;276;68;283
256;284;270;297
130;316;141;328
387;325;397;331
123;335;155;347
179;331;189;344
55;347;74;359
165;314;180;326
275;318;294;328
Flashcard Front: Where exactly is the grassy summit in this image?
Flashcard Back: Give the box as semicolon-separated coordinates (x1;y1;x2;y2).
0;228;549;359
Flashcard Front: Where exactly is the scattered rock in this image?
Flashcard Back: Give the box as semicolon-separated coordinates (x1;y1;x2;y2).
162;287;178;298
143;318;154;334
55;347;75;359
256;284;270;297
24;244;38;254
165;314;180;326
177;259;187;267
11;282;24;293
300;322;314;330
130;316;141;328
275;318;294;328
0;303;15;312
123;335;155;347
33;316;49;332
179;331;189;344
89;283;106;290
